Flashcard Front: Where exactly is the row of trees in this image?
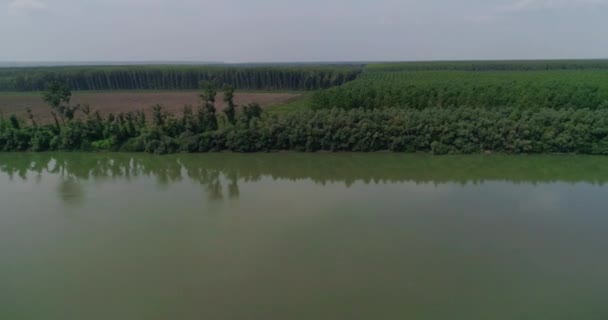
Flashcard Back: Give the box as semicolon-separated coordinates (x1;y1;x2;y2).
0;65;361;91
312;70;608;110
3;85;608;154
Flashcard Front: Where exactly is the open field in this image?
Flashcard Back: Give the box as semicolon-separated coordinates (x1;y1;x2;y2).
0;91;301;123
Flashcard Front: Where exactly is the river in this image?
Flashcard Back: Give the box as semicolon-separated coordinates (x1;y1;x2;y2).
1;153;607;319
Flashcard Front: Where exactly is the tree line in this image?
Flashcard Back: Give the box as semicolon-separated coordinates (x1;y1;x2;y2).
0;65;361;92
3;82;608;155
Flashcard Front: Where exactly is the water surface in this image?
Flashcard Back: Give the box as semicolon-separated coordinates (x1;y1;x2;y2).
1;153;608;319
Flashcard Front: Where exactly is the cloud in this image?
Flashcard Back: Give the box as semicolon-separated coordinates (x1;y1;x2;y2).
8;0;47;14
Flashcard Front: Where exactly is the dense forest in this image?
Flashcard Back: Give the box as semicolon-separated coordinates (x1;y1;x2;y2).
312;70;608;110
0;65;362;92
3;83;608;155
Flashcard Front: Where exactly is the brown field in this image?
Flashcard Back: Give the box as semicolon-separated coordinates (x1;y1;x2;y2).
0;91;301;123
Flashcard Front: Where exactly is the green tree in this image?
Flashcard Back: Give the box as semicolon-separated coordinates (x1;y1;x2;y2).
242;103;263;120
223;84;236;125
197;81;219;132
200;80;217;106
42;81;80;125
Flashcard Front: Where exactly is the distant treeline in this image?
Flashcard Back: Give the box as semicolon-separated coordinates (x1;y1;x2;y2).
368;60;608;72
312;70;608;110
0;65;362;92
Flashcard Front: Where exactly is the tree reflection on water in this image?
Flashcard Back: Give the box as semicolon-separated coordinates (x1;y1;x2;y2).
1;152;608;205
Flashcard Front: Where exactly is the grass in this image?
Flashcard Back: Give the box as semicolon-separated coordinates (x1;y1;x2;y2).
266;93;313;114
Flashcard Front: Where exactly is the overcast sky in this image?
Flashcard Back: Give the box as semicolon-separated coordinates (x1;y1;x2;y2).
1;0;607;62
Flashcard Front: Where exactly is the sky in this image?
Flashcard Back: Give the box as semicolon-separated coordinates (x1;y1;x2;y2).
1;0;607;62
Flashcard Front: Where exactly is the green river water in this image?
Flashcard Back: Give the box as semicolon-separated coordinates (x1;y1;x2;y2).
1;153;607;319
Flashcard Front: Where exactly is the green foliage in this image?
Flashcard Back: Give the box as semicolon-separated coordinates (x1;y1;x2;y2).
200;81;217;103
2;104;606;155
42;81;82;124
91;138;114;151
4;64;608;155
242;103;263;120
42;81;71;108
30;129;53;151
223;84;237;124
266;94;313;114
198;104;218;132
312;69;608;111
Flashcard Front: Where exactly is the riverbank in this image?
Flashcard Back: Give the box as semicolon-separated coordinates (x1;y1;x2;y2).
2;106;608;155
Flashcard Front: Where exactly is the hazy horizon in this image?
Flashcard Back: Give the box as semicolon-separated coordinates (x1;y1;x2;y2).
4;58;608;69
2;0;608;62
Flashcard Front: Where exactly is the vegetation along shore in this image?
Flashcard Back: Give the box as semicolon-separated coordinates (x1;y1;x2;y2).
2;60;608;155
